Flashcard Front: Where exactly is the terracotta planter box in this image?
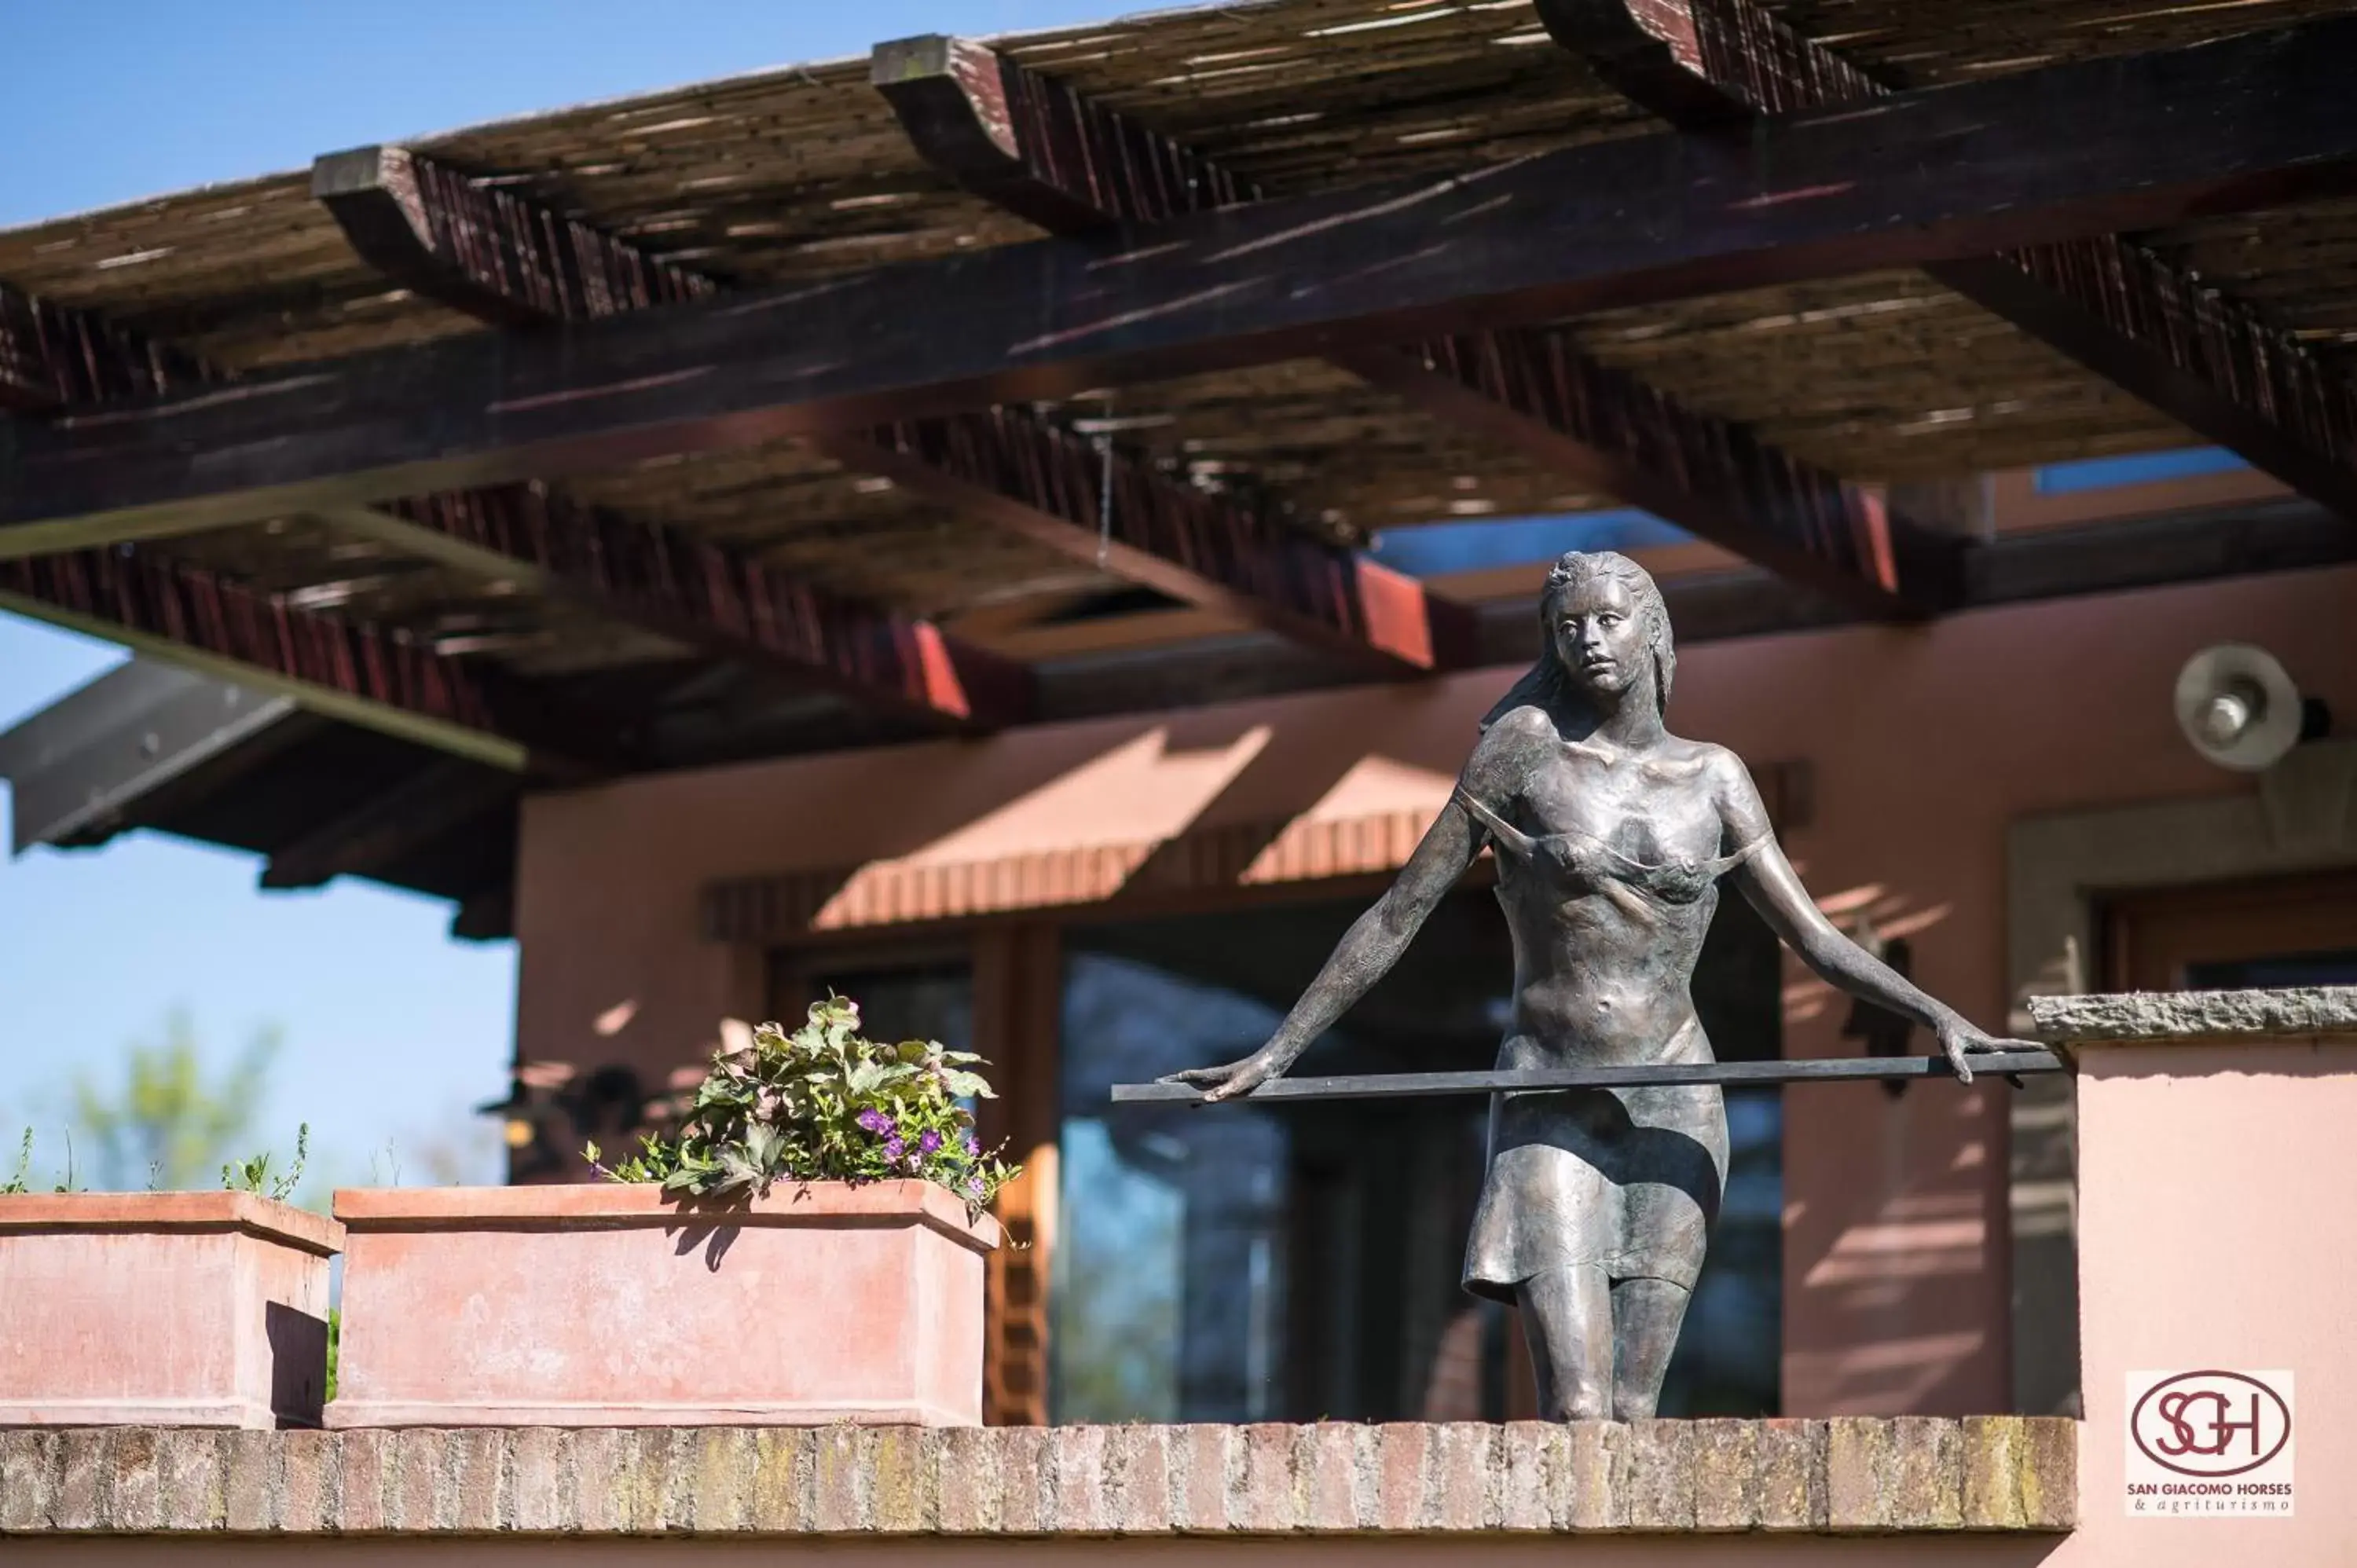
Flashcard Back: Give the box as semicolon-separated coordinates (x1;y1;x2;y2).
0;1192;343;1427
328;1180;1002;1427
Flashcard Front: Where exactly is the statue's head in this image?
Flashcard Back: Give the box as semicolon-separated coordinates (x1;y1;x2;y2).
1481;551;1675;733
1538;550;1675;715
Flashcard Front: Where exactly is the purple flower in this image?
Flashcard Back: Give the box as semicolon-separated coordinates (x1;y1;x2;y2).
962;1134;981;1159
904;1151;924;1174
966;1175;986;1199
882;1137;905;1163
856;1108;894;1137
918;1130;943;1156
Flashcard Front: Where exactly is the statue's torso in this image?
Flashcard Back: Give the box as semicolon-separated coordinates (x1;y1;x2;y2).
1479;734;1734;1068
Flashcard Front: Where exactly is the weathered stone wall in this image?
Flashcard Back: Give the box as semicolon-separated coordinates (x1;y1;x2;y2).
0;1420;2073;1537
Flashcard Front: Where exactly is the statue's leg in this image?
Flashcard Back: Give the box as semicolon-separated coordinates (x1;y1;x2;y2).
1608;1276;1693;1420
1514;1265;1613;1420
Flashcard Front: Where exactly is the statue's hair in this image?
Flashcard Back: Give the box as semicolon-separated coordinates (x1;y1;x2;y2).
1478;550;1676;731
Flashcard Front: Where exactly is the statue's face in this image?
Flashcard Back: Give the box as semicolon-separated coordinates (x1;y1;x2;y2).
1550;574;1649;701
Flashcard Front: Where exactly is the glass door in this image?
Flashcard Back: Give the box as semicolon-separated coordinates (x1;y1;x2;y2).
1051;886;1784;1423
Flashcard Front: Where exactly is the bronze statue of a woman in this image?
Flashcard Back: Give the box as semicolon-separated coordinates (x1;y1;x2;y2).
1163;551;2029;1420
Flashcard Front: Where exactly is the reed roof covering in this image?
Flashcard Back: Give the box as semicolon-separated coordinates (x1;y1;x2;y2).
4;0;2352;675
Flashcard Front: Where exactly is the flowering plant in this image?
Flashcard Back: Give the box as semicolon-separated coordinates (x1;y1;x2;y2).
585;995;1018;1211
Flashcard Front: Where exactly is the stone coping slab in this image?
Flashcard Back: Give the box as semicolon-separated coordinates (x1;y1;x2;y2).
333;1178;1003;1252
2029;985;2357;1043
0;1418;2074;1536
0;1191;342;1257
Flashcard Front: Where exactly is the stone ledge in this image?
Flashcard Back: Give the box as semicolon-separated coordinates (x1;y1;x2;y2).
0;1418;2073;1535
2030;985;2357;1042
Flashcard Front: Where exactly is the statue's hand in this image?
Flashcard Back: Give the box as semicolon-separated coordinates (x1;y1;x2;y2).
1157;1045;1291;1104
1936;1018;2040;1085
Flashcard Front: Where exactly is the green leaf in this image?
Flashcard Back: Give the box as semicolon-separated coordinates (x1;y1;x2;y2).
746;1124;782;1171
597;989;1007;1205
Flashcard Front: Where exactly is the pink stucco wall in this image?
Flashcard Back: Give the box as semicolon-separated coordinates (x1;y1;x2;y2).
515;564;2357;1417
2066;1035;2357;1563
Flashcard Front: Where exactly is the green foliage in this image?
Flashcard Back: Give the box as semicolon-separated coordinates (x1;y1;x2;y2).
587;995;1019;1213
2;1128;79;1194
222;1123;310;1202
325;1309;341;1403
72;1011;280;1192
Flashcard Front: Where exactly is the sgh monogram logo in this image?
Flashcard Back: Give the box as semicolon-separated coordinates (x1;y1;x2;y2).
2129;1371;2293;1478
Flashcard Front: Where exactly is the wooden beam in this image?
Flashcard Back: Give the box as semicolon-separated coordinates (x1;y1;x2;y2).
1534;0;2357;523
337;485;1034;729
876;33;1957;618
0;280;1021;737
0;546;562;773
872;35;1255;233
830;412;1474;672
0;286;215;415
1328;333;1960;615
0;280;594;771
1531;0;1882;124
11;20;2357;548
312;149;1030;727
451;881;515;943
322;142;1458;675
0;661;313;853
312;145;714;328
968;923;1063;1426
1024;496;2357;724
260;757;514;890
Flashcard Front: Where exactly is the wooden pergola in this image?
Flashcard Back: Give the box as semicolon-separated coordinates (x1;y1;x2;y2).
5;0;2357;925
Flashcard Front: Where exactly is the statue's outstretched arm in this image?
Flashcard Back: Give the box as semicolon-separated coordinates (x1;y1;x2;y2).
1159;731;1514;1101
1713;753;2034;1081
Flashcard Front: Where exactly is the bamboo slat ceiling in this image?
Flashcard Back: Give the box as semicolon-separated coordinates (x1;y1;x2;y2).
5;0;2355;670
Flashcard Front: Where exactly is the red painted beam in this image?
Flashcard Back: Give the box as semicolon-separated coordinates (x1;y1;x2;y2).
308;148;1027;729
873;34;1957;618
0;278;595;770
322;141;1461;675
1327;332;1959;617
833;412;1478;669
379;484;1032;730
0;545;570;772
1532;0;2357;523
11;22;2357;550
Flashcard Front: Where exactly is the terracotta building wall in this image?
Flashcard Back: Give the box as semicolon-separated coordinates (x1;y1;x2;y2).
515;563;2357;1416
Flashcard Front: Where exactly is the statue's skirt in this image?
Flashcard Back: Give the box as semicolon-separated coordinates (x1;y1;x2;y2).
1462;1042;1731;1299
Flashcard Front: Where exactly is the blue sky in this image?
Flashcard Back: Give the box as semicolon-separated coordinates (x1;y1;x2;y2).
0;0;1124;1189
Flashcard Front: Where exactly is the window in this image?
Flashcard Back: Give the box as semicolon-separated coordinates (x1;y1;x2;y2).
786;957;975;1056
